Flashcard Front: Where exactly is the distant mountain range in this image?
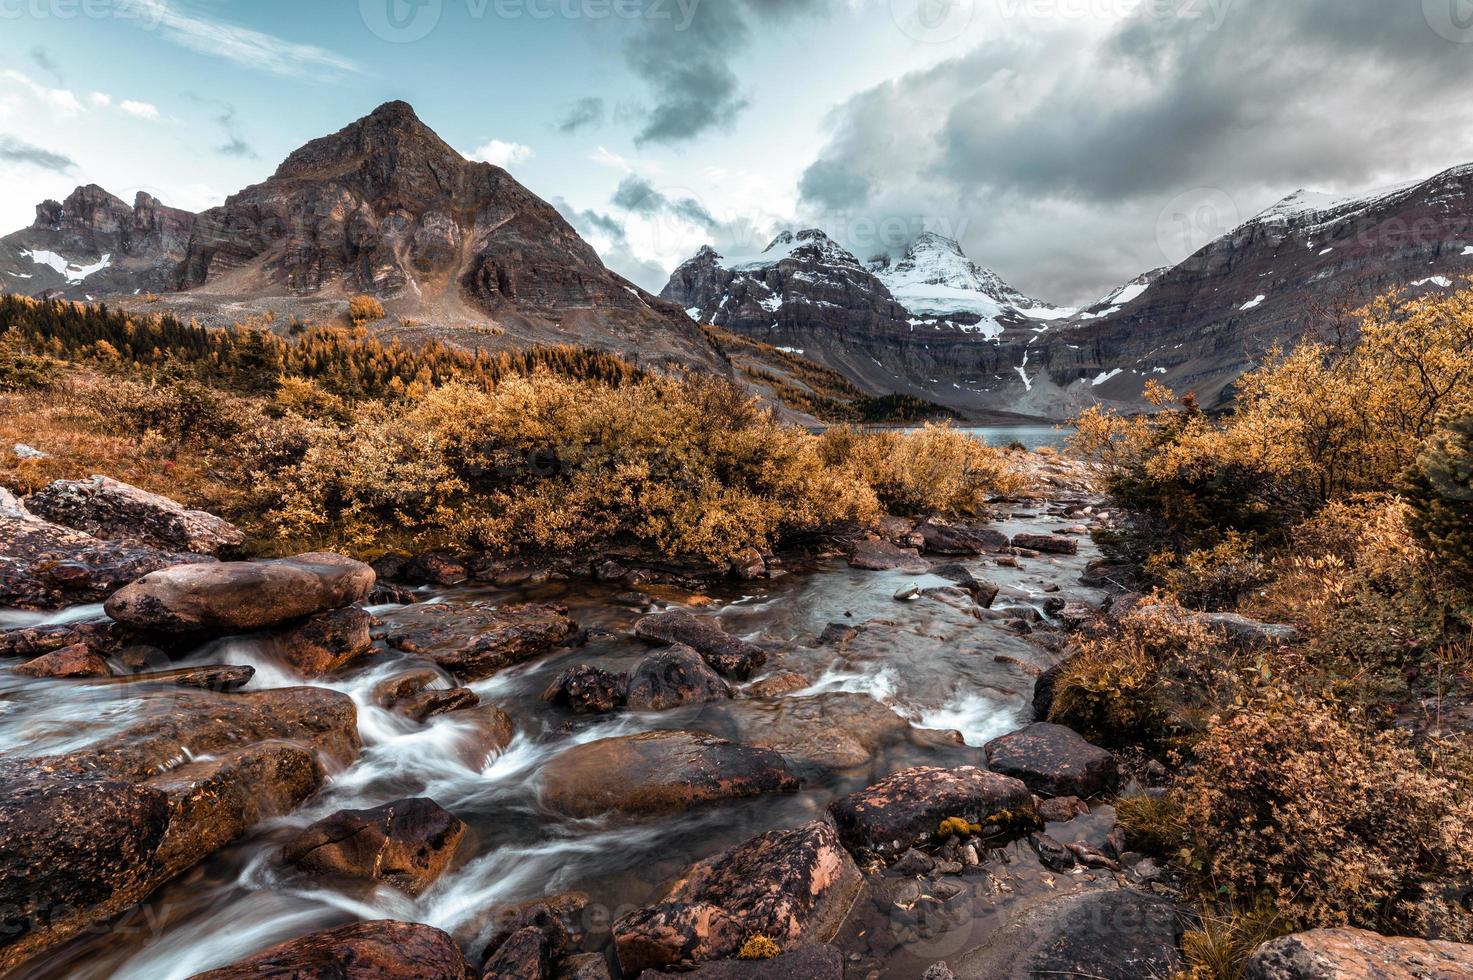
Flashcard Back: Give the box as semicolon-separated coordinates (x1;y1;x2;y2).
4;101;1472;419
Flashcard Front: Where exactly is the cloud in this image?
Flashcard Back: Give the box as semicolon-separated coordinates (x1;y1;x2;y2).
467;139;534;169
119;0;358;80
554;197;669;290
0;70;83;116
88;92;112;108
0;134;76;173
30;47;63;86
556;97;605;134
796;0;1473;304
611;174;718;231
120;100;161;121
589;146;633;172
185;95;258;159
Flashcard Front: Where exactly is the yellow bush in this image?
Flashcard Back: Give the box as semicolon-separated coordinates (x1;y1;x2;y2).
817;423;1024;516
347;294;386;325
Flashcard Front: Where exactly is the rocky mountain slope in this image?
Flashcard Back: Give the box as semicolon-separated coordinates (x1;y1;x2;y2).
0;102;721;374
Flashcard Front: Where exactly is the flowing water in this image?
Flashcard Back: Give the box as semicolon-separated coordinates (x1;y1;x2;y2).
4;506;1113;979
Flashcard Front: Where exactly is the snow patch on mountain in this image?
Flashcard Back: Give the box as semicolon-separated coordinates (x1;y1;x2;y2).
19;248;113;284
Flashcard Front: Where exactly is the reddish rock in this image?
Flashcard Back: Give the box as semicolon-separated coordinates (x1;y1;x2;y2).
918;521;1010;556
13;643;110;678
1245;927;1473;979
614;821;860;975
480;901;571;979
543;664;628;714
404;552;469;586
744;672;810;698
24;475;243;554
635;945;844;979
105;552;375;633
189;920;473;979
383;601;578;682
848;538;928;572
827;766;1038;860
394;687;480;722
267;606;374;676
729;548;767;580
103;664;256;692
626;645;732;711
984;723;1118;798
541;731;798;818
634;611;767;680
283;798;466;895
1010;533;1079;555
694;694;910;770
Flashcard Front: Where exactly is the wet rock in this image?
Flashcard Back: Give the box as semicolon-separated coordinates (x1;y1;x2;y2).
454;704;518;769
984;723;1118;798
918;521;1010;556
383;601;578;682
694;694;911;771
744;671;810;698
105;552;375;634
394;686;481;722
816;623;861;646
13;643;110;678
920;964;957;980
1244;927;1473;979
482;925;556;979
894;584;923;601
635;944;844;979
1011;533;1079;555
626;645;732;711
892;847;937;876
635;611;767;680
368;581;420;606
282;797;466;895
929;564;1000;607
879;516;926;549
1029;832;1077;871
403;552;468;586
1032;657;1075;722
0;619;117;659
1037;796;1089;823
266;606;374;676
827;766;1038;860
24;475;243;554
952;889;1185;979
849;538;928;572
559;952;614;979
189;920;473;979
1081;560;1136;588
102;664;256;691
1066;841;1121;872
541;731;798;818
543;664;629;714
729;548;766;580
614;821;860;975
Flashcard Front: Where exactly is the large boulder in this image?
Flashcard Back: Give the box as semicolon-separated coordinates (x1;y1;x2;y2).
614;821;861;975
626;645;732;711
918;521;1009;556
266;606;375;676
541;731;798;818
188;920;473;979
543;664;628;714
952;889;1184;979
282;798;465;895
382;601;578;682
827;766;1037;860
105;553;375;634
636;945;843;979
1244;928;1473;979
692;694;912;770
983;723;1118;798
24;475;243;554
848;538;929;572
634;611;767;680
1011;533;1079;555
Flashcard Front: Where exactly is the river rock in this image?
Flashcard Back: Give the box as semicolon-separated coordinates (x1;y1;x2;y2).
983;723;1118;798
266;606;374;676
614;821;860;975
849;538;929;572
1245;927;1473;979
13;643;111;678
24;475;243;554
693;694;911;770
952;889;1184;979
634;611;767;680
1011;533;1079;555
0;619;118;659
402;552;469;586
543;664;629;714
383;601;578;682
636;944;844;978
626;645;732;711
541;731;798;818
101;664;256;691
282;797;465;895
729;548;767;580
918;521;1010;556
189;920;473;979
929;563;1000;607
827;766;1038;860
1032;657;1074;721
105;552;375;634
394;686;480;722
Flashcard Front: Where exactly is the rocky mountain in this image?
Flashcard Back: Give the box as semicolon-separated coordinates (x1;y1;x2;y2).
0;102;721;373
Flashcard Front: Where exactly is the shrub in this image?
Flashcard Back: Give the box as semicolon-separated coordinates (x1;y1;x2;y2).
1181;702;1473;941
0;330;62;391
94;378;245;444
1147;531;1274;611
816;423;1024;516
347;294;386;325
1404;416;1473;581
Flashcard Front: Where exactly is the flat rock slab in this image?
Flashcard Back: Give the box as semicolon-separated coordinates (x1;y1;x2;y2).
828;765;1037;860
692;694;912;771
849;539;929;572
188;920;472;979
25;476;243;555
635;611;767;680
105;553;375;634
615;821;860;975
382;601;578;682
918;521;1010;556
984;723;1118;798
953;888;1185;980
1011;533;1079;555
282;797;465;895
1245;927;1473;980
541;731;798;818
637;945;843;979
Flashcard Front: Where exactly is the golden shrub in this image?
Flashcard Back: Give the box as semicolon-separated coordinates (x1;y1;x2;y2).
347;294;386;325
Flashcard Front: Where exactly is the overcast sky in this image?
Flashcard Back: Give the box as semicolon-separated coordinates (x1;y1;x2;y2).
3;0;1472;305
